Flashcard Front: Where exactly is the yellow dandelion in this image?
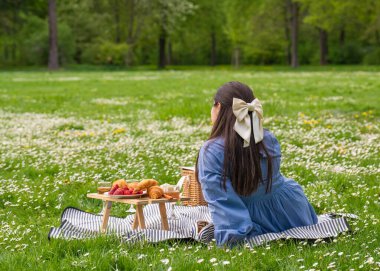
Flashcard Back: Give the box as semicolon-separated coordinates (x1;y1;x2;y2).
113;128;126;135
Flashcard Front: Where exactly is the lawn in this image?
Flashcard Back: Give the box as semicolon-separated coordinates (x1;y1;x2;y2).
0;68;379;270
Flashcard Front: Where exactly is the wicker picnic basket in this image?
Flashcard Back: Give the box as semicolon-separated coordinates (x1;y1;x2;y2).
180;166;208;206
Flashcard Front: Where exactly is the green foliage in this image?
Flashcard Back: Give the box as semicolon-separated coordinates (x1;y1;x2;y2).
330;42;364;64
243;0;288;65
0;0;380;66
82;41;129;65
363;47;380;65
20;15;75;65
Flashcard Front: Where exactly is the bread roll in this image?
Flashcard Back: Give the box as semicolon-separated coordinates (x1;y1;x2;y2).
127;182;139;190
135;179;159;191
148;186;164;199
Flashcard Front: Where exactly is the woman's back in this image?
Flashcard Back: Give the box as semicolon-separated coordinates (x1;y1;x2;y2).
198;129;318;247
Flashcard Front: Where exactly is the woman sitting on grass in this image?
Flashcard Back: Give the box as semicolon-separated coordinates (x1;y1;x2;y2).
196;81;318;247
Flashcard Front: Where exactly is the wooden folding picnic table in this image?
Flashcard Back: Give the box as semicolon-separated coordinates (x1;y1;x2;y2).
87;193;190;233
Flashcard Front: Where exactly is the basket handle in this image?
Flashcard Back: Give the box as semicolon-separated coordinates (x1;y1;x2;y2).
182;175;191;191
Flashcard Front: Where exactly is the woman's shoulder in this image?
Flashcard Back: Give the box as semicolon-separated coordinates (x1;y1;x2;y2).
263;129;278;143
202;137;224;152
260;129;281;157
199;137;224;162
198;137;224;172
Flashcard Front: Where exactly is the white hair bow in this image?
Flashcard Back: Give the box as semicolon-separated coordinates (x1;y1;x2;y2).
232;97;264;147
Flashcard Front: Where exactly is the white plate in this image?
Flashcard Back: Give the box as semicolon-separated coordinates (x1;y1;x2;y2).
106;191;147;199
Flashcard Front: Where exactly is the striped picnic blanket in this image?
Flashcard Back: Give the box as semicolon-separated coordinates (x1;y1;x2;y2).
48;203;356;248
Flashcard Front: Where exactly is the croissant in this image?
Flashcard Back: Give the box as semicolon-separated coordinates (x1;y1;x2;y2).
135;179;159;191
148;186;164;199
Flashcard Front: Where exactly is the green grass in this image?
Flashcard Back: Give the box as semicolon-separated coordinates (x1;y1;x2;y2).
0;67;379;270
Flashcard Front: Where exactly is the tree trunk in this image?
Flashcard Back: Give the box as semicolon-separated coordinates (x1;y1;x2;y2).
158;28;166;69
11;5;17;63
319;28;328;65
125;0;135;65
288;0;299;68
126;0;135;44
114;0;121;43
4;45;9;62
2;21;9;62
232;47;240;68
283;1;291;65
376;30;380;45
48;0;59;70
339;28;345;47
167;40;172;65
210;31;216;66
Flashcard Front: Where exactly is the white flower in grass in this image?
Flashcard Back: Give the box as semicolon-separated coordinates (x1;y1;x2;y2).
197;259;204;263
167;267;172;271
222;261;230;265
161;259;169;265
137;254;146;260
210;258;217;263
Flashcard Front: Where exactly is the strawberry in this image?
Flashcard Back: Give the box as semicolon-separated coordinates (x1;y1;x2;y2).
137;190;143;194
114;188;125;195
109;184;119;195
124;189;132;195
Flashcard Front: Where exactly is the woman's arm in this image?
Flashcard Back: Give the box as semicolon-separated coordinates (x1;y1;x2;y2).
197;143;262;247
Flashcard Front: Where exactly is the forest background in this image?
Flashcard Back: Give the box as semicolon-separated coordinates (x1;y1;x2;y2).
1;0;380;70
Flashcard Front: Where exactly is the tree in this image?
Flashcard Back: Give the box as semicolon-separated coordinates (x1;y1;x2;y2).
365;0;380;45
223;0;253;68
0;0;45;65
117;0;150;66
150;0;196;69
286;0;300;67
48;0;59;70
241;0;288;65
196;0;225;66
298;0;366;65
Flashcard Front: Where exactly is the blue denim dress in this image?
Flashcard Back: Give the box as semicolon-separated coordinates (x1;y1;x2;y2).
197;130;318;247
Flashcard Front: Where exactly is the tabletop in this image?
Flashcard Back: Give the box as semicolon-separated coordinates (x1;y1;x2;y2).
87;193;190;205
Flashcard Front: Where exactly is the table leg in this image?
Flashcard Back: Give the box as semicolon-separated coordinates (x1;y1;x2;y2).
132;212;139;230
136;205;146;229
158;202;169;231
101;201;112;234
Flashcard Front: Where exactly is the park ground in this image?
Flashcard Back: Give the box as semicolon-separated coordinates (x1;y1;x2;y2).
0;67;379;270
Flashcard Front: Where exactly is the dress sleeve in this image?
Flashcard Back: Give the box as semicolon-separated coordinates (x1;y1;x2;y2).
197;143;262;247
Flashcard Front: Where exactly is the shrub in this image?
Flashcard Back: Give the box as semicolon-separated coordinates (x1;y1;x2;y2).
21;16;75;66
330;42;363;64
82;42;129;65
362;47;380;65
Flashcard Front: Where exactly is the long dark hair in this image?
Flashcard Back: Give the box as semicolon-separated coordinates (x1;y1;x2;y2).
195;81;273;196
